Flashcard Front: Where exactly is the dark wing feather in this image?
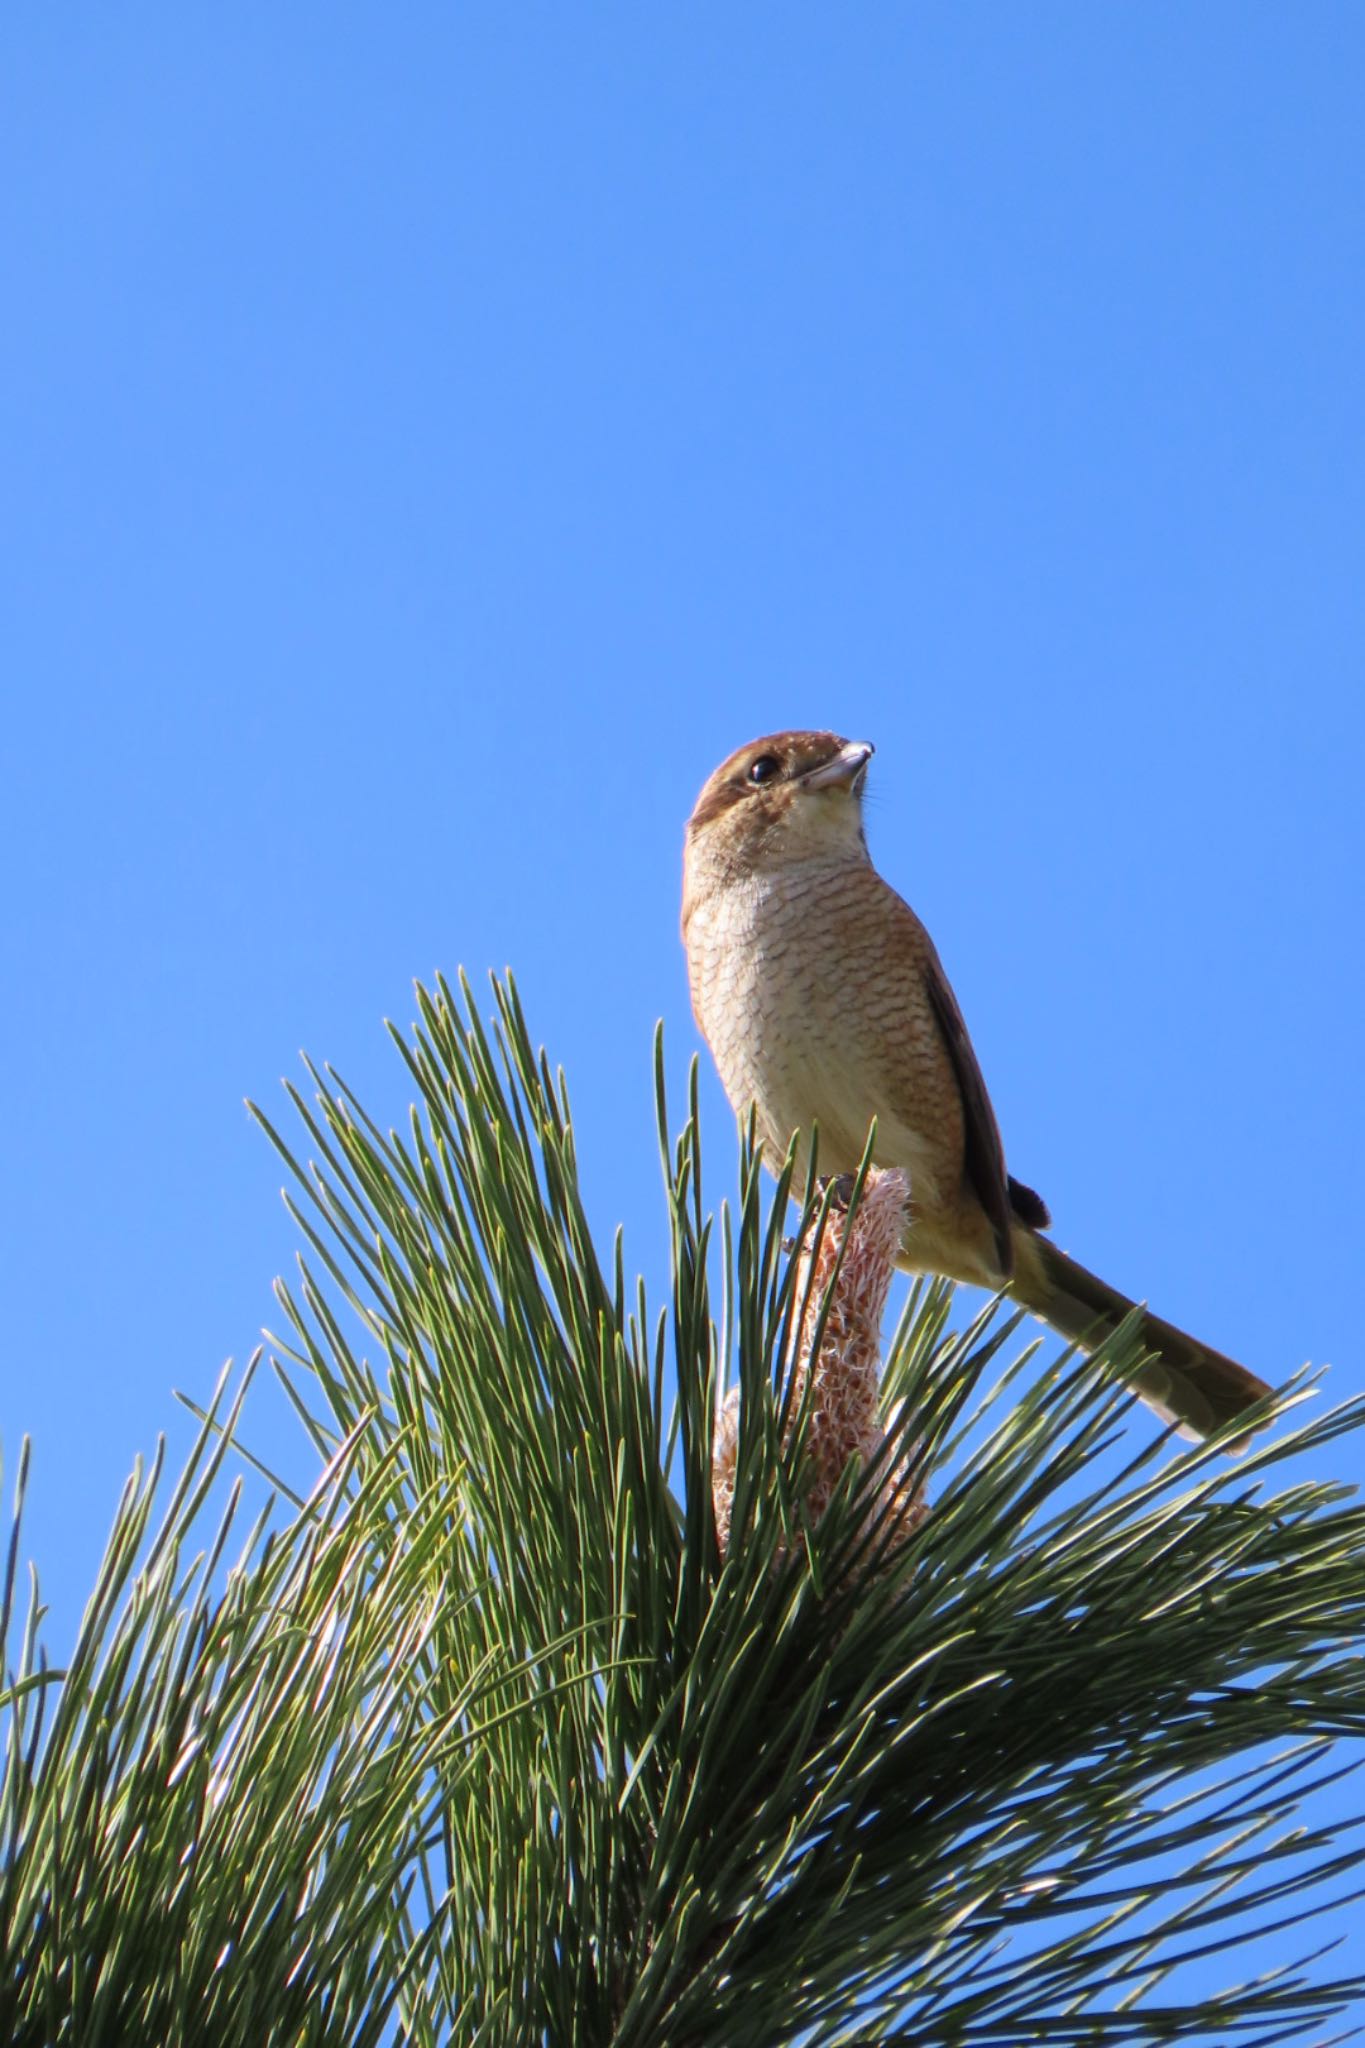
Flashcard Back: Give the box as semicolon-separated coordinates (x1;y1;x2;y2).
1008;1174;1051;1230
922;946;1016;1277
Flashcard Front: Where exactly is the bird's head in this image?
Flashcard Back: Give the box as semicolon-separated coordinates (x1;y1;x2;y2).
683;730;874;909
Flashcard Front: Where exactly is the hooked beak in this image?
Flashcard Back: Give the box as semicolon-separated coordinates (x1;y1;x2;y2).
803;740;874;792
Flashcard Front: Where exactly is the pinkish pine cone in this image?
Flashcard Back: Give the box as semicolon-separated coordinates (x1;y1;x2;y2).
712;1167;929;1564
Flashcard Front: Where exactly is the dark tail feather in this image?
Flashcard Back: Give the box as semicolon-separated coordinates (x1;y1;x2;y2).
1018;1234;1272;1441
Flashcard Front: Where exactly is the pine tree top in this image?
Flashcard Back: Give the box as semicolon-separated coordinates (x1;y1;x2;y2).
3;971;1363;2046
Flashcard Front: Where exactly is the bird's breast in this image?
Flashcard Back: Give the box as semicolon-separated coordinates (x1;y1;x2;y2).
685;863;956;1200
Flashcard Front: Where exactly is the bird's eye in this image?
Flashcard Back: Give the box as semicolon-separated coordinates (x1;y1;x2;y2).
747;755;781;786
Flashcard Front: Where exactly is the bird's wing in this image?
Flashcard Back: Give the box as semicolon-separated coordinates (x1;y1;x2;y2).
919;936;1016;1278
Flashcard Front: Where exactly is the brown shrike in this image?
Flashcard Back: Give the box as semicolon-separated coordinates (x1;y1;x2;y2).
682;729;1272;1441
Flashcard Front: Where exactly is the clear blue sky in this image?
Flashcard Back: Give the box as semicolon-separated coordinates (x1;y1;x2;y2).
3;0;1363;2005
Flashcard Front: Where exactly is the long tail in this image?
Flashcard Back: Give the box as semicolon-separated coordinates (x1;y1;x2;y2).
1010;1230;1272;1440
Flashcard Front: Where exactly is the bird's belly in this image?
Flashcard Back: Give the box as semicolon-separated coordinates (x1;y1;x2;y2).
690;892;948;1203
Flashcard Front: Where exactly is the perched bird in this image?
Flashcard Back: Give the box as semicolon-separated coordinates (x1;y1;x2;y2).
682;729;1272;1441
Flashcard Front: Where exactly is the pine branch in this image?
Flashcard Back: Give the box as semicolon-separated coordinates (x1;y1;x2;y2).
2;970;1362;2046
